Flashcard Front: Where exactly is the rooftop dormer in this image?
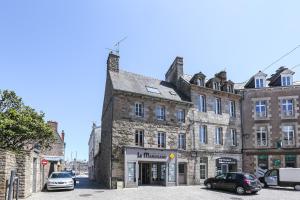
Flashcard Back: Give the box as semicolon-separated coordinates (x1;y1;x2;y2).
206;77;221;90
268;67;294;87
190;72;206;87
222;80;234;93
245;71;267;89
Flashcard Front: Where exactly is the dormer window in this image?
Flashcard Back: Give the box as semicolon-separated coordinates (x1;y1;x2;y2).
281;75;292;86
213;82;221;90
197;79;204;86
255;78;265;88
227;85;233;93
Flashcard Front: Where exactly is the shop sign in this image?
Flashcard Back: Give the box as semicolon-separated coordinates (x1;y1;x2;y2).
216;157;237;165
137;152;167;159
273;159;281;166
169;153;175;159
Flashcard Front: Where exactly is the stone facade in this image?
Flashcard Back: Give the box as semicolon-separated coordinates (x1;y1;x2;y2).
88;123;101;180
97;52;242;189
241;68;300;174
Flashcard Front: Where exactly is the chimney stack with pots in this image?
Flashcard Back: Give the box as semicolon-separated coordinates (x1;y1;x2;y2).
107;52;120;72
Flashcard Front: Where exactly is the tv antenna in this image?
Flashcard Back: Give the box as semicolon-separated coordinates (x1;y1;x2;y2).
106;36;127;55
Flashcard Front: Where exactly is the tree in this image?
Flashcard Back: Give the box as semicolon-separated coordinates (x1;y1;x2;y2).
0;90;55;151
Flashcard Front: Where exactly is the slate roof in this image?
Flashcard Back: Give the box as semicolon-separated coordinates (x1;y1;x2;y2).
109;70;190;103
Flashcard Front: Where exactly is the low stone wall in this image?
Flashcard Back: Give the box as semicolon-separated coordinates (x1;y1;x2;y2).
0;149;42;200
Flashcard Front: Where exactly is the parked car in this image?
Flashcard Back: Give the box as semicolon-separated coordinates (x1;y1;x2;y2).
204;172;262;194
259;168;300;190
47;172;75;191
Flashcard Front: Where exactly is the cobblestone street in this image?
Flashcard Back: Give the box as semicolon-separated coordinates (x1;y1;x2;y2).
26;177;300;200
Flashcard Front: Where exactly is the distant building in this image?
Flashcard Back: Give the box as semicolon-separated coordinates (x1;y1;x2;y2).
241;67;300;173
88;123;101;180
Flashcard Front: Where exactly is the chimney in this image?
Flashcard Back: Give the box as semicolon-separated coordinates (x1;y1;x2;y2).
215;71;227;83
165;56;184;86
47;121;58;133
61;130;65;142
107;52;119;72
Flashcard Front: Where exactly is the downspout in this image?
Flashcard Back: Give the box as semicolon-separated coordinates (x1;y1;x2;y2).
241;90;245;172
110;96;114;189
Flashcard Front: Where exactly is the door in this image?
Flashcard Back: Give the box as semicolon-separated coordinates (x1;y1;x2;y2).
200;164;207;181
221;164;229;174
178;163;186;184
265;170;278;186
141;163;151;185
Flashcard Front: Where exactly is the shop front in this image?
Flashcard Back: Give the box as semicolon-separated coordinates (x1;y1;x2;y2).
124;147;178;188
216;157;237;175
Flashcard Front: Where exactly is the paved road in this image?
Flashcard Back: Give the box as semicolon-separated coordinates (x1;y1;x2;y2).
26;178;300;200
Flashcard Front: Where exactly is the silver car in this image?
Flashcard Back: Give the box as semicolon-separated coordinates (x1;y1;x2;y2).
47;172;74;191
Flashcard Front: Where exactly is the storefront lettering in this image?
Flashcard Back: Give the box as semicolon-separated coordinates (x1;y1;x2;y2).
137;152;167;159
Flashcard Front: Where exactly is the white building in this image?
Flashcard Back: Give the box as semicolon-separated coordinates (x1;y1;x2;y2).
88;123;101;180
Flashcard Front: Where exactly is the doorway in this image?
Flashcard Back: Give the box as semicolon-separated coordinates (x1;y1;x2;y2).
221;164;228;174
138;162;166;185
178;163;186;185
139;163;151;185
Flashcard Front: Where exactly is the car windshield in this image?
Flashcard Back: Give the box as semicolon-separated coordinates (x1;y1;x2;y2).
50;173;72;179
244;174;256;180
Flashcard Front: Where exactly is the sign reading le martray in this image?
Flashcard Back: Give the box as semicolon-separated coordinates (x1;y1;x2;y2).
137;152;167;159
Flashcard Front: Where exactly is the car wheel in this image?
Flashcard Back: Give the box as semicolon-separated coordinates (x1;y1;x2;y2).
206;183;212;189
294;185;300;191
236;186;245;195
252;191;258;194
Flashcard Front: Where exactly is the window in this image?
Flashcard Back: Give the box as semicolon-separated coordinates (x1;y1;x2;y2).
176;109;185;123
256;100;267;117
215;127;223;145
282;99;293;116
127;162;136;182
215;98;222;114
229;101;236;117
156;105;166;120
197;79;204;86
199;125;207;144
227;85;233;93
200;164;206;179
255;78;264;88
213;82;221;90
198;95;206;112
283;126;294;145
158;132;166;148
135;102;144;117
285;155;296;168
230;129;237;146
256;127;267;146
135;130;144;147
178;133;186;150
257;155;268;170
281;76;292;86
146;86;160;94
168;163;176;182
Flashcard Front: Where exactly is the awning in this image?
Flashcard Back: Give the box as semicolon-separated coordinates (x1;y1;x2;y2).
43;156;64;161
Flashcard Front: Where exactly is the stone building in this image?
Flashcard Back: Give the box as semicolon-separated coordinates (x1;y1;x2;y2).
98;52;242;189
88;123;101;180
241;67;300;174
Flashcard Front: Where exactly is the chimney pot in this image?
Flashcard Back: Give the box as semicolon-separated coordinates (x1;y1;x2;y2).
107;52;119;72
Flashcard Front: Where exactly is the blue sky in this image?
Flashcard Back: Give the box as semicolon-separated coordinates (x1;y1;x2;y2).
1;0;300;160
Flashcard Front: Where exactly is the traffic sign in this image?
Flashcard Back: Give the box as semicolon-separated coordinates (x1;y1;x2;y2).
41;159;48;166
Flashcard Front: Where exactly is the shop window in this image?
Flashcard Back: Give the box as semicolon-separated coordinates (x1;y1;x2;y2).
168;163;176;182
285;155;296;168
127;162;136;182
135;102;144;117
257;155;268;170
152;164;158;181
281;99;294;117
255;100;267;118
256;127;267;146
158;132;166;148
198;95;206;112
135;130;144;147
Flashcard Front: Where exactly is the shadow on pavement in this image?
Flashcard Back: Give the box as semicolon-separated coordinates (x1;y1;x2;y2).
262;187;297;192
75;177;106;190
201;187;259;196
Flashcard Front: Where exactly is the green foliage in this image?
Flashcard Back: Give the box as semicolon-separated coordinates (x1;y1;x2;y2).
0;90;55;151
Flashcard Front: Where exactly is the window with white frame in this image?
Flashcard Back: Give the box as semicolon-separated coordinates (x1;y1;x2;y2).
281;75;292;86
215;98;222;114
176;109;185;123
227;85;233;93
230;129;237;146
215;127;223;145
197;79;204;86
282;126;294;145
255;78;264;88
198;95;206;112
281;99;293;116
135;130;144;147
199;125;207;144
156;105;166;120
158;132;166;148
178;133;186;150
135;102;144;117
213;82;221;90
230;101;236;117
256;127;267;146
256;100;267;117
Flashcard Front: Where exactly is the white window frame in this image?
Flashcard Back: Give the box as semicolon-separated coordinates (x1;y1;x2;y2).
230;129;237;146
256;100;267;117
213;82;221;90
199;125;207;144
230;101;236;117
176;109;185;123
227;85;233;93
158;132;166;148
156;105;166;120
198;95;206;112
135;102;144;117
282;99;293;116
197;78;204;86
281;75;293;86
215;98;221;114
178;133;186;150
215;127;223;145
255;78;264;88
135;130;144;147
283;126;294;145
256;127;267;146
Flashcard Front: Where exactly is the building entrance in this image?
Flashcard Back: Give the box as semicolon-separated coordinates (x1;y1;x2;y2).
138;162;166;186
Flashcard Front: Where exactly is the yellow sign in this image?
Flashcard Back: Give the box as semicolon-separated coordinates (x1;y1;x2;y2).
169;153;175;159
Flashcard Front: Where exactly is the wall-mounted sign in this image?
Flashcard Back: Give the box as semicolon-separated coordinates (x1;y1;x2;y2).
169;153;175;159
216;157;237;165
137;152;167;159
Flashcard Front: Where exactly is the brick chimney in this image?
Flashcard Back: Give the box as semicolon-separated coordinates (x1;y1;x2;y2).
107;52;119;72
165;56;184;86
61;130;65;142
47;121;58;133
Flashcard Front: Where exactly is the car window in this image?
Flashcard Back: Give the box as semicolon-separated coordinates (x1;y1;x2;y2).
216;174;227;180
51;173;72;178
270;170;277;177
244;174;256;180
227;173;237;180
